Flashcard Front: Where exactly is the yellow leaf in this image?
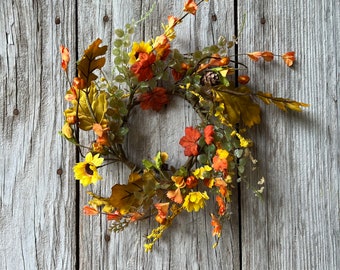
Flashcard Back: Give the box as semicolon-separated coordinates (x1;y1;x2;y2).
92;91;108;123
213;86;261;128
108;172;156;213
256;91;309;112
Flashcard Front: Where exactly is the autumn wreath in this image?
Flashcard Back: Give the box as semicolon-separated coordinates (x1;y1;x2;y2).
59;0;308;251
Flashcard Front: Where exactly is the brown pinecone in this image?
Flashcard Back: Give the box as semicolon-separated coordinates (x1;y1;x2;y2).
200;71;220;86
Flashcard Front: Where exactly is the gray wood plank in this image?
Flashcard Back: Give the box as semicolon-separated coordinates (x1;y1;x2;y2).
0;0;77;269
238;0;339;269
76;1;240;269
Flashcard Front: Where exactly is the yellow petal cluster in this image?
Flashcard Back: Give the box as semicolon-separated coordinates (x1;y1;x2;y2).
183;191;209;212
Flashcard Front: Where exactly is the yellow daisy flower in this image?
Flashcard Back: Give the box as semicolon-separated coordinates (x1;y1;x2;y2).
183;191;209;212
73;152;104;186
128;41;153;64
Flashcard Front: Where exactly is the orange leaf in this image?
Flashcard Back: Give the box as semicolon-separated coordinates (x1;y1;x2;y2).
282;51;295;67
247;51;262;62
262;51;274;62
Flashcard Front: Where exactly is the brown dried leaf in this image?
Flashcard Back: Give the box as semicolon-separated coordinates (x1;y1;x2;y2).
77;38;108;88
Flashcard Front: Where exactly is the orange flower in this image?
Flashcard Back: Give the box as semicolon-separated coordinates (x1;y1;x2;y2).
167;188;183;204
153;34;171;60
183;0;198;15
261;51;274;62
163;16;181;40
204;125;214;145
185;175;198;189
130;52;156;81
216;195;226;216
282;51;295;67
154;203;169;219
60;45;70;71
171;175;186;188
83;205;99;216
212;150;228;172
179;126;201;156
214;178;227;197
154;202;169;224
139;87;169;112
237;75;250;85
167;15;181;29
247;51;262;62
93;123;108;137
211;214;222;237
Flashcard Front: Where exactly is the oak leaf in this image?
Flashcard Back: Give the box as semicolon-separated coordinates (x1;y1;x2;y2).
77;38;108;89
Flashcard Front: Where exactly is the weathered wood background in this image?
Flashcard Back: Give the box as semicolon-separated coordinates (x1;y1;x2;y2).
0;0;339;269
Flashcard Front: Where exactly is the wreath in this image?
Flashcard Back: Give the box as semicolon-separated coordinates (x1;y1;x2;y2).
59;0;308;251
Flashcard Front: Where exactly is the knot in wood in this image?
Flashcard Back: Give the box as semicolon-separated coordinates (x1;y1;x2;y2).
55;16;61;25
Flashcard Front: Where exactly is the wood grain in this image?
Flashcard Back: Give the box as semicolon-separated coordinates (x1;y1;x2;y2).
238;0;339;269
0;0;77;269
0;0;338;269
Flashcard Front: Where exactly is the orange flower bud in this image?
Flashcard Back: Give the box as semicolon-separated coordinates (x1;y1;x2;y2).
66;115;77;124
155;215;167;224
262;51;274;62
92;142;104;153
237;75;250;85
60;45;70;71
96;133;110;146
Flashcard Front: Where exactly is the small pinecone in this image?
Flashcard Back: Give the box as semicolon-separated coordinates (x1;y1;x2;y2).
200;71;220;86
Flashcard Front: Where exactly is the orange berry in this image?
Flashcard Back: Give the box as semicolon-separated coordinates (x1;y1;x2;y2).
186;175;198;188
238;75;250;85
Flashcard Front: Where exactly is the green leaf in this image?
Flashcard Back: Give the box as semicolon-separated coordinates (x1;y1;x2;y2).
114;75;125;83
218;36;227;47
113;39;123;48
234;149;243;158
114;29;125;37
142;159;155;170
197;154;208;164
112;48;121;56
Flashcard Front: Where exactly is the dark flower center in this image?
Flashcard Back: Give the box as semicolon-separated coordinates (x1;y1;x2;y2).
85;163;94;175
